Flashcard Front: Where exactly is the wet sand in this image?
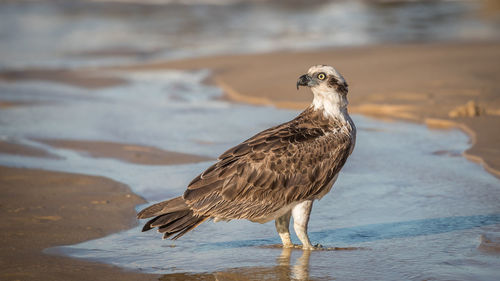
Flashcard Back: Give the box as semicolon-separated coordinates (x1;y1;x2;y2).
0;166;159;281
36;139;213;166
0;139;210;280
0;100;36;108
126;42;500;178
0;69;126;89
0;140;60;159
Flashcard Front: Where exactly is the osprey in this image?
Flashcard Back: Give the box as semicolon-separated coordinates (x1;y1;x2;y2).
138;65;356;250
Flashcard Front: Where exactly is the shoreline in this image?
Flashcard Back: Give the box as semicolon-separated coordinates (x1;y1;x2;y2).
115;41;499;179
0;140;214;280
0;165;159;281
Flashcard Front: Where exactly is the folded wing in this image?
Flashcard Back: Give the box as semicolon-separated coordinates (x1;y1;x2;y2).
183;109;353;222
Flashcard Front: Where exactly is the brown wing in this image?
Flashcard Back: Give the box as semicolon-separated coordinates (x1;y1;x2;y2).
183;109;354;221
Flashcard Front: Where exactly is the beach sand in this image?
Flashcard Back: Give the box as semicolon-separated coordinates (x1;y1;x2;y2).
0;166;159;281
0;140;211;280
0;140;61;159
36;139;214;166
0;69;125;89
1;41;499;280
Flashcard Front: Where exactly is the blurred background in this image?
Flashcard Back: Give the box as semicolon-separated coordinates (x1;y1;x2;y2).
1;0;499;69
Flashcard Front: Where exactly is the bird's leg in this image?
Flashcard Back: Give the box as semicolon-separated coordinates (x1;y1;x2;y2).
275;211;293;248
292;200;314;250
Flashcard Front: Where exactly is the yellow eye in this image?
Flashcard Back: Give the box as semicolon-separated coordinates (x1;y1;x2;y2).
318;73;326;80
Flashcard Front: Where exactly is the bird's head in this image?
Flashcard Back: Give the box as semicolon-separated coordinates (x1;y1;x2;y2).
296;65;348;95
297;65;349;116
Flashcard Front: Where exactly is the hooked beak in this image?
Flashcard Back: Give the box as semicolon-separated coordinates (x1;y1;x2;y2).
296;74;313;90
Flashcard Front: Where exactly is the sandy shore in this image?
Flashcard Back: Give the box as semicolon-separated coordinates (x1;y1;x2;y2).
0;140;60;159
0;166;159;281
0;139;212;166
0;139;212;280
0;69;125;89
36;139;213;166
121;41;500;178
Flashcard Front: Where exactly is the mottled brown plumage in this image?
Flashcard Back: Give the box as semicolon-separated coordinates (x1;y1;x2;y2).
183;107;353;221
138;65;356;248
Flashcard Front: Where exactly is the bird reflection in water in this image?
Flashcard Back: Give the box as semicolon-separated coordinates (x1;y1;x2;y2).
279;248;311;281
158;247;312;281
214;247;311;281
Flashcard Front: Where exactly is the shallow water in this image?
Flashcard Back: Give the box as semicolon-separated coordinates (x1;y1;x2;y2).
0;68;499;280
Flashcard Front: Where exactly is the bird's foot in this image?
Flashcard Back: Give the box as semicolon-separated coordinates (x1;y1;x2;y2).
302;243;325;251
280;243;329;250
280;243;310;249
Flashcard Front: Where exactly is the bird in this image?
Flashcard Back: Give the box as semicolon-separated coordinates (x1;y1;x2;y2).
137;65;356;250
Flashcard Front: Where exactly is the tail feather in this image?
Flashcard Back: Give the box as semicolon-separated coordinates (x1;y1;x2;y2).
151;210;190;228
171;216;208;240
137;196;187;219
138;196;208;240
142;216;161;232
157;211;194;233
